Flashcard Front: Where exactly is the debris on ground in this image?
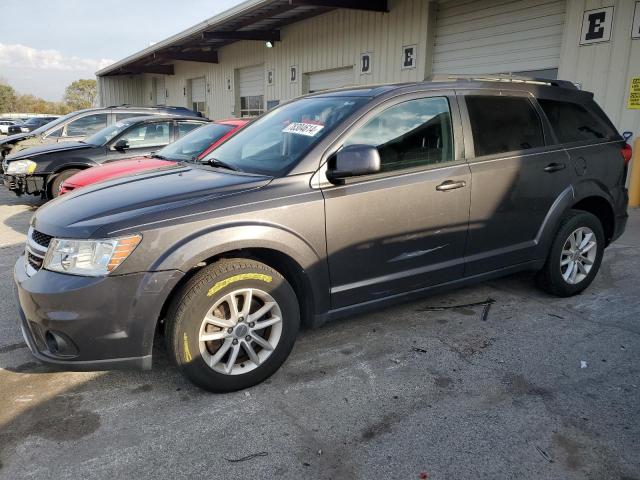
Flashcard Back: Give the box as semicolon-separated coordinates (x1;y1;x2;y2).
536;446;553;463
417;298;496;322
480;301;492;321
548;313;564;319
581;360;588;369
419;472;429;479
413;347;428;354
224;452;268;463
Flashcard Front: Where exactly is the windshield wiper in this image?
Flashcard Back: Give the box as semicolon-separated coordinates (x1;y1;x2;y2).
206;157;242;172
151;153;166;160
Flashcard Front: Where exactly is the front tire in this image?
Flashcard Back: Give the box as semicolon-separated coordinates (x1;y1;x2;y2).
166;259;300;392
537;209;605;297
49;168;81;199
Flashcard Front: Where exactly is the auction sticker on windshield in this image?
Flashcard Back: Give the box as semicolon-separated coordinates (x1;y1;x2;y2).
282;122;324;136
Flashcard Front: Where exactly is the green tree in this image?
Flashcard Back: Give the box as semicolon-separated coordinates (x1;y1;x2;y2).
63;79;97;110
0;79;17;114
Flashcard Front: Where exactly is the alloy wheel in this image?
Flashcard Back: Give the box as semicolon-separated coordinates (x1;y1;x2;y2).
560;226;597;285
198;288;283;375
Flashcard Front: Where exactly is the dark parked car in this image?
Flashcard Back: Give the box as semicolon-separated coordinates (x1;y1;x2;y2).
58;119;249;195
14;78;629;392
0;120;22;135
3;115;208;198
8;116;59;134
0;105;203;161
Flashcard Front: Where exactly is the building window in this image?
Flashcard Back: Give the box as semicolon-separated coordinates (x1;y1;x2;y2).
240;95;264;117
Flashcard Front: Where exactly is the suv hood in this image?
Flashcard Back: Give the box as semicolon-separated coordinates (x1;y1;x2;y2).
6;141;91;161
0;131;34;145
32;164;272;238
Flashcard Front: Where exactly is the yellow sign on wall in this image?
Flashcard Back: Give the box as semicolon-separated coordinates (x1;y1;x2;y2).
629;77;640;110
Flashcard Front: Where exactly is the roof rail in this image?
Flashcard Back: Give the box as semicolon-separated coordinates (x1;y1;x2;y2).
429;74;579;90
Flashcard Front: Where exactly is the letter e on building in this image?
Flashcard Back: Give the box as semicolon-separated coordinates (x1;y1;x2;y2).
402;45;417;70
580;6;614;45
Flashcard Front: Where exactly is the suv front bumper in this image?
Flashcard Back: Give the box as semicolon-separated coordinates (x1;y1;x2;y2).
3;174;44;195
14;255;183;370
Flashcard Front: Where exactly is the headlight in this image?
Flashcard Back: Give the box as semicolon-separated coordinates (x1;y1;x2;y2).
6;159;37;175
43;234;142;276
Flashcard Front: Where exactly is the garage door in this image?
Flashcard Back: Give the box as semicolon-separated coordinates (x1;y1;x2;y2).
190;77;206;116
432;0;566;76
191;77;206;103
308;67;354;93
238;65;264;117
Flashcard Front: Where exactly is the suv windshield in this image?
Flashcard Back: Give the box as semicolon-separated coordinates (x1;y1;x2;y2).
84;121;134;146
202;96;367;175
158;123;233;161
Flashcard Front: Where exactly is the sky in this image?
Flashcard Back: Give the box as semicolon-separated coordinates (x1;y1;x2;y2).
0;0;244;101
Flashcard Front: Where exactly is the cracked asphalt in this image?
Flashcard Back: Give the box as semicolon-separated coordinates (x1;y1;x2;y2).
0;186;638;480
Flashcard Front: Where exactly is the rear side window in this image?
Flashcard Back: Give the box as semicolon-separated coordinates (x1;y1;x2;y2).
537;99;617;144
66;114;108;137
466;96;544;157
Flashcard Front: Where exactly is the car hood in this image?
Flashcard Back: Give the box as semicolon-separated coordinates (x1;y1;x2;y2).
6;141;92;160
0;132;33;145
33;164;272;238
64;157;176;187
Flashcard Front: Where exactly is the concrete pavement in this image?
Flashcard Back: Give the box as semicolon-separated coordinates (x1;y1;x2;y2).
0;187;638;480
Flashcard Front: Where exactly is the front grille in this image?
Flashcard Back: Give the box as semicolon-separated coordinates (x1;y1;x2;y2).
27;251;44;270
31;230;53;248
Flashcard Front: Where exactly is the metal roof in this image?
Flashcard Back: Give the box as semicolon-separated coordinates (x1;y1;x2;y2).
97;0;388;77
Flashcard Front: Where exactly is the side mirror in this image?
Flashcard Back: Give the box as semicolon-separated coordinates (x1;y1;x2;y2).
113;139;129;151
623;131;633;142
326;144;380;184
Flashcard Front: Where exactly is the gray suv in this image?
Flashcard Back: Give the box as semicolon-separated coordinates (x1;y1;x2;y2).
14;79;629;392
0;105;202;161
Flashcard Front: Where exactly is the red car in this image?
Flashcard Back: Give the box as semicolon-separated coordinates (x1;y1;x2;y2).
59;119;248;195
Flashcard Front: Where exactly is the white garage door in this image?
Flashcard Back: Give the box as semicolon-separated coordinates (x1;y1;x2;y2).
238;65;265;117
308;67;354;93
238;65;264;97
190;77;206;116
432;0;566;76
190;77;206;103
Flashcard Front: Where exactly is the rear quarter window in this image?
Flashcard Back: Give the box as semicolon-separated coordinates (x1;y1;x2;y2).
537;99;618;144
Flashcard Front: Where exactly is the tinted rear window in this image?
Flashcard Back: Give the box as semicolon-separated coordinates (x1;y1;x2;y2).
466;96;544;157
537;99;618;144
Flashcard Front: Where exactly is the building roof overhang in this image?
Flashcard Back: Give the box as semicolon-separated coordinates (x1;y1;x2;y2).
97;0;388;77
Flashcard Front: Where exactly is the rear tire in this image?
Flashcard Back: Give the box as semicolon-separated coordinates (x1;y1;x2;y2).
537;209;605;297
49;169;81;199
165;258;300;392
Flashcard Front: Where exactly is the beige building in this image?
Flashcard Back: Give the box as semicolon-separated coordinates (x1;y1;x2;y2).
97;0;640;139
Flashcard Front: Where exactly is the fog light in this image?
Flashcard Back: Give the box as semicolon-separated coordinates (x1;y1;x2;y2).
44;330;78;357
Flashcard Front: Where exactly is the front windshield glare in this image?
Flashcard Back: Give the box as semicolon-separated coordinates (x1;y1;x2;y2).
202;97;366;176
158;123;233;161
84;122;131;146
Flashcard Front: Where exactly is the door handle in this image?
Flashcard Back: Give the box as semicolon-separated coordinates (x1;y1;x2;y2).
436;180;467;191
544;162;566;173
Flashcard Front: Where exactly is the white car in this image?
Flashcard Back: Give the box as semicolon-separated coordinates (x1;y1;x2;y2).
0;120;21;135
